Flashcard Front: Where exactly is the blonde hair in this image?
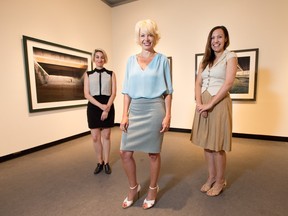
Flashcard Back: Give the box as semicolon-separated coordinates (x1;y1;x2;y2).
93;48;108;64
134;19;161;46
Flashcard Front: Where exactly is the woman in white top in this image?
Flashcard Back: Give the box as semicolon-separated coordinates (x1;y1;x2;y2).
191;26;237;196
120;19;173;209
84;49;117;175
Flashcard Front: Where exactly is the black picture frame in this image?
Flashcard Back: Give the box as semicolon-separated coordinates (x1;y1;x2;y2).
168;56;172;82
23;35;92;112
195;48;259;101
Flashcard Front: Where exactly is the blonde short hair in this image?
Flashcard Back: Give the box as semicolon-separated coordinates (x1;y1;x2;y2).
135;19;161;46
93;48;108;64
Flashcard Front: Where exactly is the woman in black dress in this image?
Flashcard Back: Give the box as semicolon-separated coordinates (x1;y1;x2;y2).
84;48;116;174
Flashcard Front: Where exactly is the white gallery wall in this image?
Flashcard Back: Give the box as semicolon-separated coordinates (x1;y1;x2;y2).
111;0;288;136
0;0;113;157
0;0;287;157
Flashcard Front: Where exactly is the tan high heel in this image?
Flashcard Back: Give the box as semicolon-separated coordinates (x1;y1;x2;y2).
200;180;216;193
206;180;227;197
142;185;159;210
122;184;141;209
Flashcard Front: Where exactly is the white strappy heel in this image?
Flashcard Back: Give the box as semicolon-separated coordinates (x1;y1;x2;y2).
143;185;159;210
122;184;141;209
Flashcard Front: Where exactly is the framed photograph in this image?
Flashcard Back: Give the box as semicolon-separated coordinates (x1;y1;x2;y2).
168;56;172;82
23;35;92;112
195;48;259;101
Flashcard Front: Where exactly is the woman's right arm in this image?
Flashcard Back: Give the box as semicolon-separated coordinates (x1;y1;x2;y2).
195;65;203;107
84;73;105;110
195;65;208;118
120;94;131;132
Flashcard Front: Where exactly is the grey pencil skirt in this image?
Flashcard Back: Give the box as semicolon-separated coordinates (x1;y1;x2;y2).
120;97;165;153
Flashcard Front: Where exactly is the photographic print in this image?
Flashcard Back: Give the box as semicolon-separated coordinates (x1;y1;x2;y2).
168;56;172;82
195;48;259;101
23;36;92;112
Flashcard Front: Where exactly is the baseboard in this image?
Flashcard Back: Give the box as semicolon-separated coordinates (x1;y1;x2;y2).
232;133;288;142
0;131;90;163
1;126;287;163
170;128;288;142
116;123;288;141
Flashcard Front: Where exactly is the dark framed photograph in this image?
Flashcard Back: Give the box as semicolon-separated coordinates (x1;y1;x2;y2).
23;35;92;112
168;56;172;82
195;48;259;101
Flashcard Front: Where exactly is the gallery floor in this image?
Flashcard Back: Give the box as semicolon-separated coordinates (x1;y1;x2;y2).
0;127;287;216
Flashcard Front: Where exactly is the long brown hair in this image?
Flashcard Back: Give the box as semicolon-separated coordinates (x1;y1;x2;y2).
201;26;230;69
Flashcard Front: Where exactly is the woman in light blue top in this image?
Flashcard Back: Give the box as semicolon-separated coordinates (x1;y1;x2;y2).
191;26;237;197
120;19;173;210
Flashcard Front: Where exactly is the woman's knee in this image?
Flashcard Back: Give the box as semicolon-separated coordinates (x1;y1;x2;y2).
91;134;101;143
101;129;111;140
148;153;160;161
120;150;133;161
91;129;101;142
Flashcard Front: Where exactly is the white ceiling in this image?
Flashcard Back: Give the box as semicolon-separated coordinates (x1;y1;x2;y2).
101;0;138;7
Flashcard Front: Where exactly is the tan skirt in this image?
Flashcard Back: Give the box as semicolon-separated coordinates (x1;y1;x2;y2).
190;91;232;152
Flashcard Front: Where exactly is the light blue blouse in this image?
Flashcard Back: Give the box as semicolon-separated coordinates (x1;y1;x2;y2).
122;53;173;99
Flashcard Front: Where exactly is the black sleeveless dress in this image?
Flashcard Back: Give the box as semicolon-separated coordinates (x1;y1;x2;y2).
86;68;115;129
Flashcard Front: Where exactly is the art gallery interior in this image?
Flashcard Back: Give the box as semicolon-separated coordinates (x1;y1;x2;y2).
0;0;287;215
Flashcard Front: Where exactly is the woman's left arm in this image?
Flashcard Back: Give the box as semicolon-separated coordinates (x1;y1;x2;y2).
101;72;117;120
198;56;237;113
160;94;172;133
160;56;173;133
106;72;117;111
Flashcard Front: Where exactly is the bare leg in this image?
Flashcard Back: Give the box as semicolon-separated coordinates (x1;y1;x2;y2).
204;149;216;182
91;128;103;163
120;150;138;201
214;150;226;184
206;150;227;196
146;153;161;200
200;149;216;192
101;128;111;164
